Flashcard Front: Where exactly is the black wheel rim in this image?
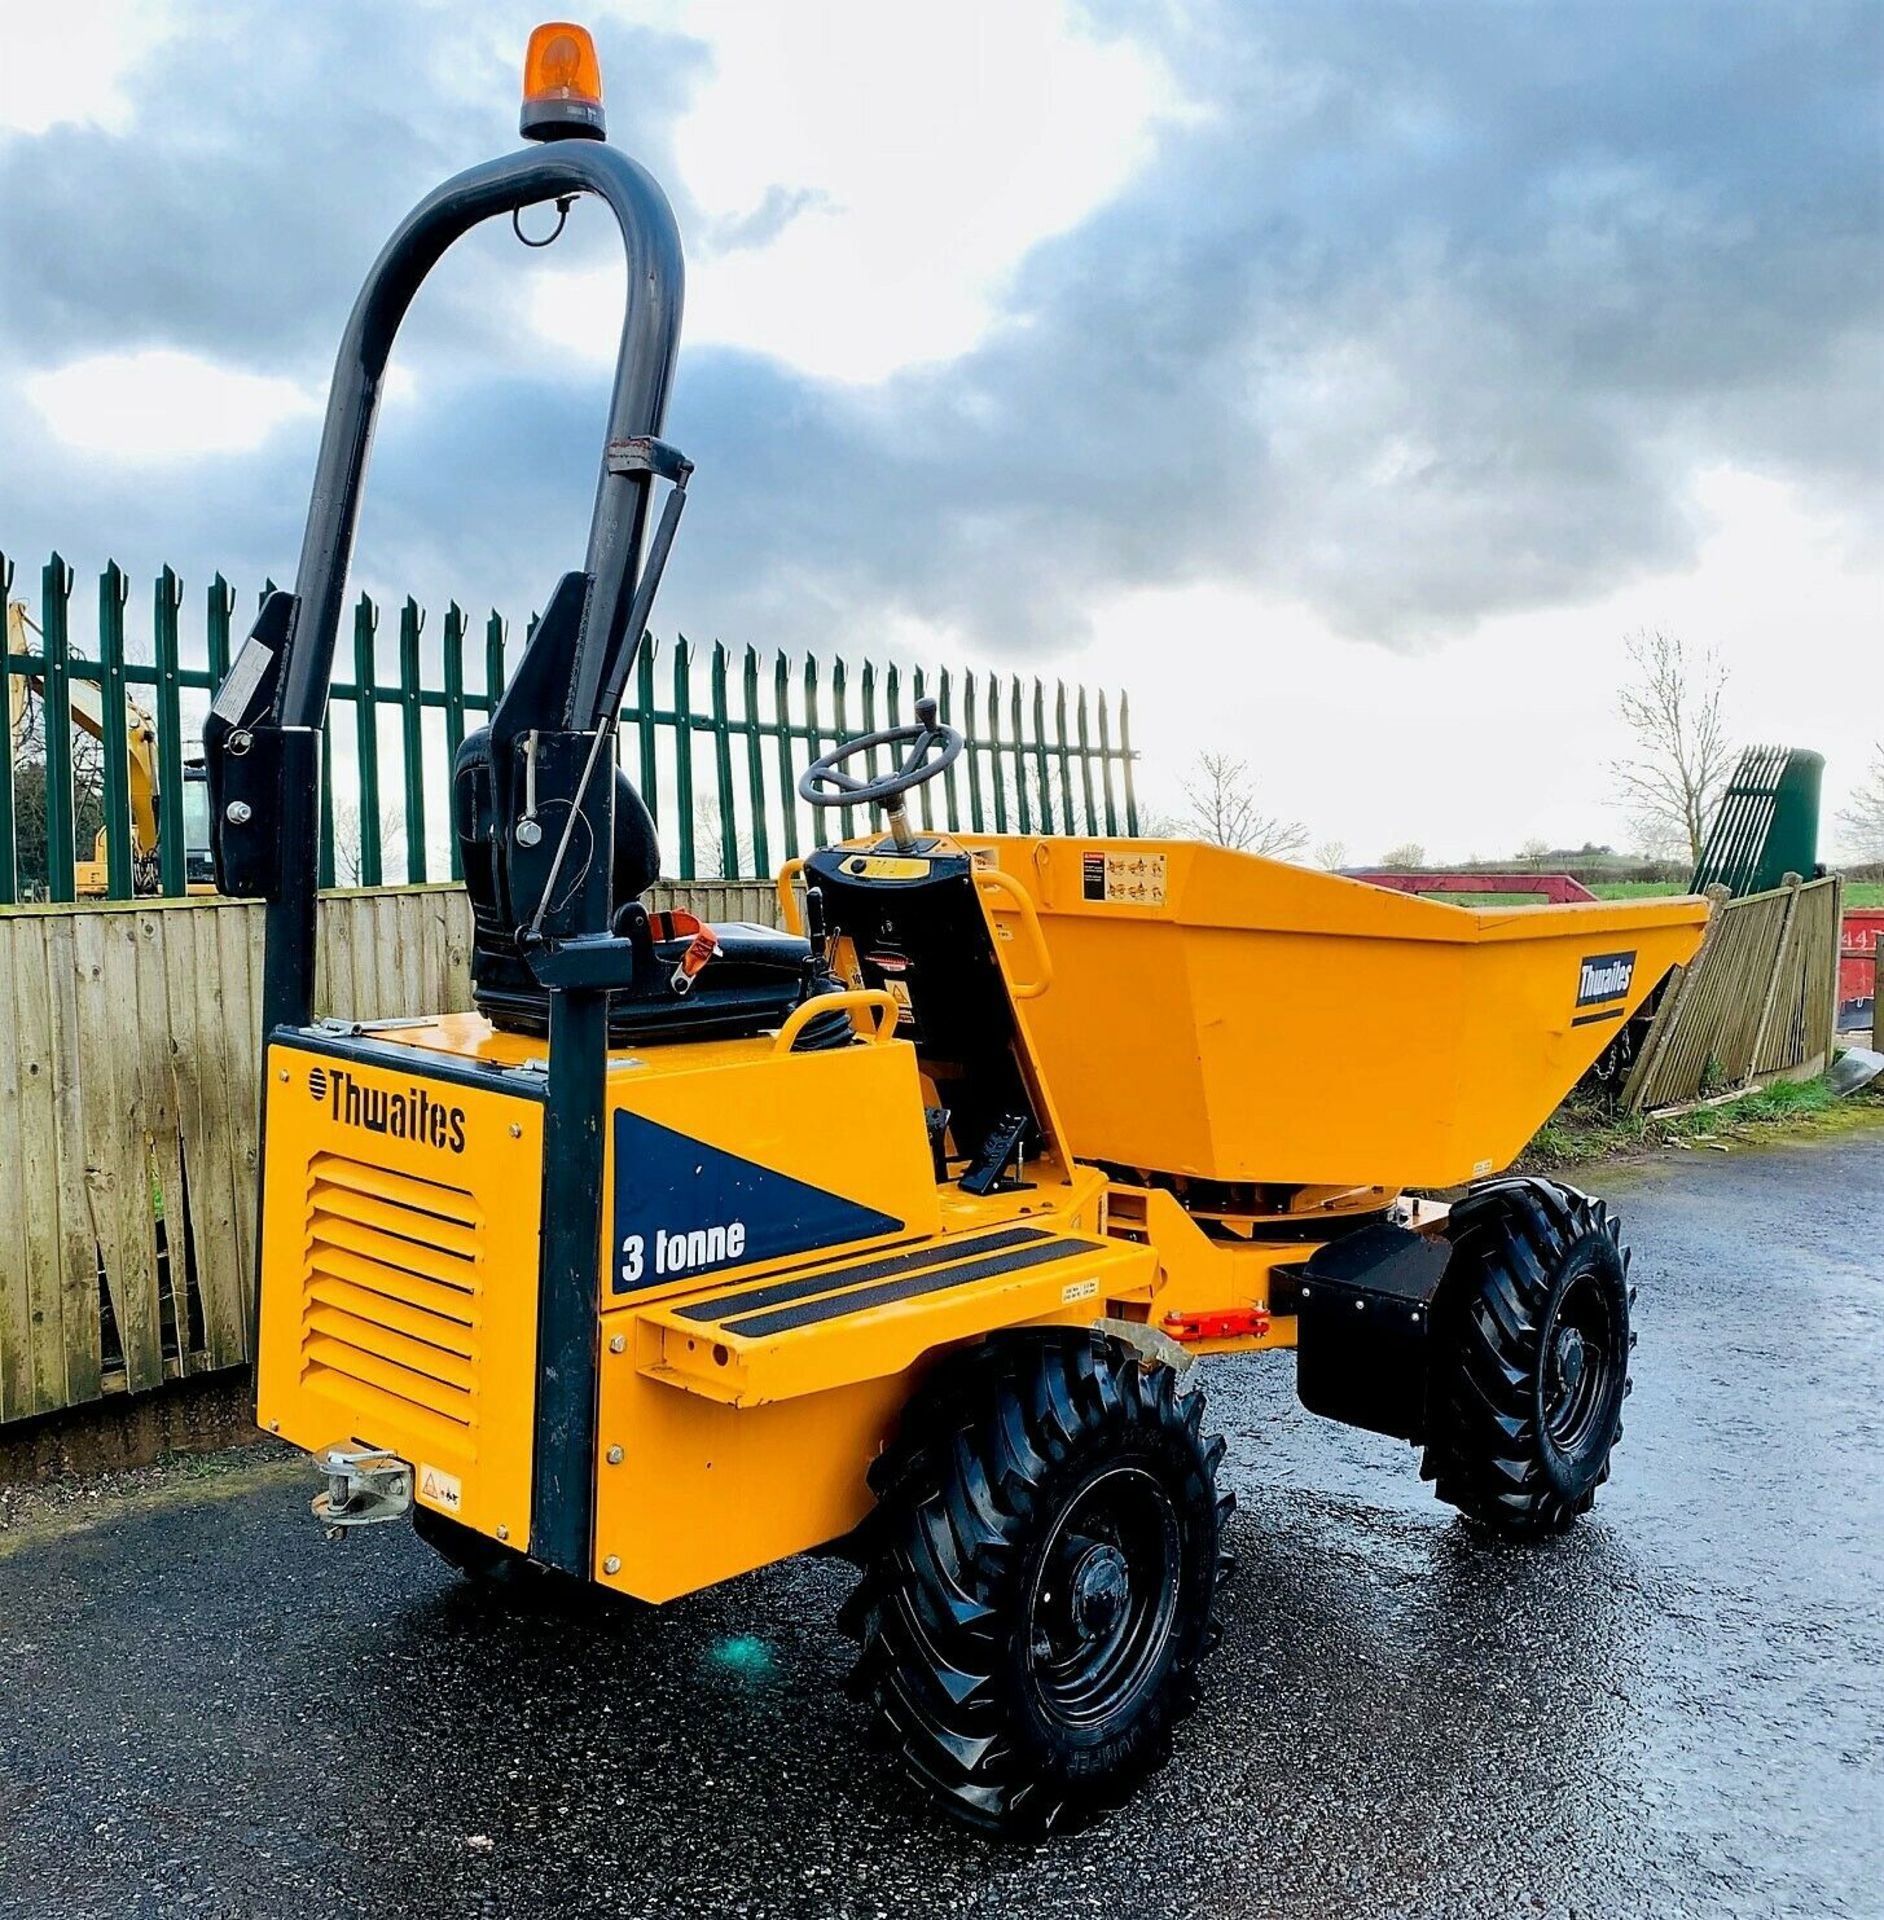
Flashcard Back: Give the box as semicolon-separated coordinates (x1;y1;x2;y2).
1024;1465;1181;1731
1541;1266;1619;1459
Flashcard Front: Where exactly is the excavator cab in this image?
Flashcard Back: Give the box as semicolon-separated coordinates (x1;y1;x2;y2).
179;762;215;890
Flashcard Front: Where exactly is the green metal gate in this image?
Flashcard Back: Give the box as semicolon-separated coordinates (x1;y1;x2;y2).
2;548;1139;905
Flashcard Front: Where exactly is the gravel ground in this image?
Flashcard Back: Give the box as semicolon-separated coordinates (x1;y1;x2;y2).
1;1128;1879;1919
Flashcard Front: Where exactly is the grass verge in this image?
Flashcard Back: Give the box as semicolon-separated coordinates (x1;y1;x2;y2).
1518;1068;1884;1173
1587;879;1884;906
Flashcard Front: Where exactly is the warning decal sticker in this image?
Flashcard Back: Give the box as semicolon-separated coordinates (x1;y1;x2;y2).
418;1464;462;1513
1082;850;1166;906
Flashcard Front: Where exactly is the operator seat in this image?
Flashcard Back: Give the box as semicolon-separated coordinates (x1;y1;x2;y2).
449;569;818;1044
453;724;811;1042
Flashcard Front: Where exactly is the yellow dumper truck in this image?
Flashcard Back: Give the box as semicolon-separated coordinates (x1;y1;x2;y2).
204;25;1709;1835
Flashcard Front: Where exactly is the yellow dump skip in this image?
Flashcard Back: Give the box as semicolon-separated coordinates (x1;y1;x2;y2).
972;838;1710;1189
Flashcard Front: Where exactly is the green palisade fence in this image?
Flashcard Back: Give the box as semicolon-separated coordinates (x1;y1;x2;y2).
1;550;1139;905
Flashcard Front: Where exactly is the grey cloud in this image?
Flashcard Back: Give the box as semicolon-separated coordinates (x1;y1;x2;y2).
0;3;710;611
680;0;1882;651
1;0;1877;666
698;184;833;257
0;3;708;374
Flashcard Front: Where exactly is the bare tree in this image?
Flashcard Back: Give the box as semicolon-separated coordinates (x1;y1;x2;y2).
693;801;756;878
1612;629;1733;864
331;803;408;887
1517;836;1552;868
1133;809;1190;840
1840;743;1884;861
1380;841;1425;869
1313;838;1348;871
7;678;105;885
1180;752;1306;859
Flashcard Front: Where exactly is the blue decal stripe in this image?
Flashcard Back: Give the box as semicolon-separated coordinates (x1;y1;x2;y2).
612;1107;904;1295
722;1237;1103;1339
673;1225;1052;1325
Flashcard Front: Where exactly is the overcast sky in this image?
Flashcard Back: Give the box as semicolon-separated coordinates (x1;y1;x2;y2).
1;0;1878;860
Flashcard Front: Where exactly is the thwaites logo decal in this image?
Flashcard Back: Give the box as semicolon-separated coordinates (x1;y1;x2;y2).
1576;951;1637;1007
611;1108;902;1295
307;1064;467;1154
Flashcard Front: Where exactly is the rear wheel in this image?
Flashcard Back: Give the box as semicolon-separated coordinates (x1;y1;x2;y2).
1423;1178;1634;1533
842;1331;1233;1837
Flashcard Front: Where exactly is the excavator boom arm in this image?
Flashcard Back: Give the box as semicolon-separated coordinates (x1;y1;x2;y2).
6;599;162;855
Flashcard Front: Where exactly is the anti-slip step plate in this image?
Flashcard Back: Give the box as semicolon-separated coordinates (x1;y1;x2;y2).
631;1228;1152;1407
671;1225;1054;1327
721;1236;1101;1337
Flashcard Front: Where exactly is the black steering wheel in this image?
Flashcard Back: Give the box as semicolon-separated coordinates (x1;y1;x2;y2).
799;696;965;815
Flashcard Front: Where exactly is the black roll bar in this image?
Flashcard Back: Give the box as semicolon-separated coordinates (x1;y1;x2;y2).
278;139;684;737
211;136;686;1037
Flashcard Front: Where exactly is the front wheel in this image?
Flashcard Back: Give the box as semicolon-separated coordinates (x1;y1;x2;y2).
842;1331;1233;1837
1423;1178;1634;1533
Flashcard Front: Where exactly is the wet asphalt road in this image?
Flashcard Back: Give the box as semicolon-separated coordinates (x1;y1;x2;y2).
2;1128;1880;1920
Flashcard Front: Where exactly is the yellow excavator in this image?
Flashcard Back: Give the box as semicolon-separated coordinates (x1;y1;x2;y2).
5;598;213;895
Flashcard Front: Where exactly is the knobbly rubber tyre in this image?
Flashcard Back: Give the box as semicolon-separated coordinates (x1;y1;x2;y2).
1423;1177;1634;1534
411;1506;532;1584
841;1330;1233;1837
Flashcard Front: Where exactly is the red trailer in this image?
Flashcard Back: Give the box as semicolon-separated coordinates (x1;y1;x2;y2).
1353;871;1599;905
1841;907;1883;1033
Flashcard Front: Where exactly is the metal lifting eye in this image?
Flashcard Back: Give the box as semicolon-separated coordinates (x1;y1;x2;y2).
512;194;575;249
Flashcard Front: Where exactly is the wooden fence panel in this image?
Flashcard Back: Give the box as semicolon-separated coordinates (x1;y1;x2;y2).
16;919;70;1414
0;920;38;1417
651;880;781;928
316;887;472;1023
8;918;69;1416
167;903;246;1373
42;916;100;1409
73;911;162;1394
217;905;263;1347
1751;874;1841;1082
0;878;780;1422
134;911;189;1388
1624;875;1844;1113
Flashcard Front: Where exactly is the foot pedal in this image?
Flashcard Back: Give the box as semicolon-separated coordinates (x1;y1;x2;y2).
958;1112;1033;1197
